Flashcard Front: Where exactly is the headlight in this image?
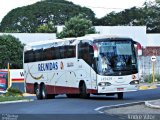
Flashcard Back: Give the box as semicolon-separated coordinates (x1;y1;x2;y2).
130;80;139;85
98;82;111;86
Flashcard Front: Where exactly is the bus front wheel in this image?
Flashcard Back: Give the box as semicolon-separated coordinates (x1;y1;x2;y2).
79;83;90;99
117;92;123;99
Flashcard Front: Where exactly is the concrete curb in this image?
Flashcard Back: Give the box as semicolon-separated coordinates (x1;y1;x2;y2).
95;101;144;113
23;93;36;97
0;99;34;104
145;100;160;109
139;85;157;90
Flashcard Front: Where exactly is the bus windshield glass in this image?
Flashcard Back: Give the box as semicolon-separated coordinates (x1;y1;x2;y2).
96;40;138;76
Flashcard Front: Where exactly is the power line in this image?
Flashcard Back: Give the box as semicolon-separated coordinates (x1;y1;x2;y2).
85;6;126;10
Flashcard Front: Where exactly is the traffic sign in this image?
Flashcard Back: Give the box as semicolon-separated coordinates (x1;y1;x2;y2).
151;56;156;62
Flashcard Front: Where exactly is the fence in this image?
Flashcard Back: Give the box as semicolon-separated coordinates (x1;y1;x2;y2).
138;56;160;83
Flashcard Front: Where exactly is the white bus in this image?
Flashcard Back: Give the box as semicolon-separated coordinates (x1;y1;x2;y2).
23;35;141;100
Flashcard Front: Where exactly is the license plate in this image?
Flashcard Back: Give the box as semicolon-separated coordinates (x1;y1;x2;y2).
117;88;124;91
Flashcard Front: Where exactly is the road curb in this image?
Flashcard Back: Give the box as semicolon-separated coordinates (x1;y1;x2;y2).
0;99;34;104
139;85;157;90
23;93;36;97
139;85;149;90
145;100;160;109
95;101;145;113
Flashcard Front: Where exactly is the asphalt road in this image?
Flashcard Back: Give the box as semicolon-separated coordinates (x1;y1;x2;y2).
0;87;160;120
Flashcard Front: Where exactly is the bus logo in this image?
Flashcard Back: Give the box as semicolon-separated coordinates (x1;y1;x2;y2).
60;61;64;70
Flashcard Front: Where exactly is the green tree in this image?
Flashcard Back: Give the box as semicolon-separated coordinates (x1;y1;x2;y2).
0;35;23;69
57;14;96;38
156;0;160;3
36;22;57;33
0;0;95;33
96;1;160;33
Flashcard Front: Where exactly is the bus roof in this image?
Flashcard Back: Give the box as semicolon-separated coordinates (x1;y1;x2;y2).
24;38;77;51
78;34;132;41
24;34;134;51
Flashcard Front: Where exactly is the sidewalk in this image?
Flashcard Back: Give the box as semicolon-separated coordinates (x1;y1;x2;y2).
139;83;160;109
145;99;160;109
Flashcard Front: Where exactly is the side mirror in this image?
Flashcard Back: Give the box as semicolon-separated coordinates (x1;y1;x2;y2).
137;43;142;56
138;49;142;56
135;42;142;56
93;44;99;58
94;51;99;58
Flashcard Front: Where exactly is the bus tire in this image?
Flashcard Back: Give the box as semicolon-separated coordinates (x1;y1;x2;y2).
117;92;123;99
41;84;48;99
41;84;55;99
35;85;42;100
79;83;90;99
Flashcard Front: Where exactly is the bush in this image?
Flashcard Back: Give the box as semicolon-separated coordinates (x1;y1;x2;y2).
5;88;23;97
144;74;160;83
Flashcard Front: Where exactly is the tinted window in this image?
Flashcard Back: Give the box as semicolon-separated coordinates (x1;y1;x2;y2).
35;49;43;61
24;50;34;63
24;45;76;63
78;42;94;65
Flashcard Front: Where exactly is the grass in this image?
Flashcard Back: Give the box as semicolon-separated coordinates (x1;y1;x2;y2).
0;96;25;102
0;88;26;102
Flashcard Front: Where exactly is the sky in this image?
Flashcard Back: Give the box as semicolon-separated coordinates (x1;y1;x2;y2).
0;0;155;22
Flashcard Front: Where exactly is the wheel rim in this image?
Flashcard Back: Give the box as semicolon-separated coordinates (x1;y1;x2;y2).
42;89;46;98
36;88;40;97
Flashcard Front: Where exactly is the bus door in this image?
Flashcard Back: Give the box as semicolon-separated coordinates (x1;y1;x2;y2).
78;42;96;90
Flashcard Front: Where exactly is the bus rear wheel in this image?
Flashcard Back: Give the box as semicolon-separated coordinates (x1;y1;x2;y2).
117;92;123;99
35;85;42;100
41;84;55;99
41;84;47;99
79;83;90;99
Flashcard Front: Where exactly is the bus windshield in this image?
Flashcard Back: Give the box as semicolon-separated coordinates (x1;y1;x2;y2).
96;40;138;76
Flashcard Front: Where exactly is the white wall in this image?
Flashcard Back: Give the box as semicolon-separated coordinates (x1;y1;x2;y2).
57;26;148;46
95;26;148;46
147;34;160;47
0;33;56;45
0;26;159;47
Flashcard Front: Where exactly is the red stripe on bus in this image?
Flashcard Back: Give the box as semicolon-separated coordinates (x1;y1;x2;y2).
26;83;97;94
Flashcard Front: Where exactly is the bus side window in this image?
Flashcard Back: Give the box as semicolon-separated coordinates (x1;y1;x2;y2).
43;49;47;61
55;47;60;59
44;48;52;60
24;51;29;63
59;46;65;59
88;45;94;64
64;46;68;58
51;47;56;59
78;42;93;66
26;50;34;63
67;46;76;58
35;49;43;62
